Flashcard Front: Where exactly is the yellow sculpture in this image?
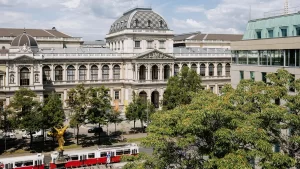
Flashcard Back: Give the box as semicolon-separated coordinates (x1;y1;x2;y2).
48;125;69;151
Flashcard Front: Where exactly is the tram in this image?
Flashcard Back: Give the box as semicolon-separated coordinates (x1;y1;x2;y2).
0;154;44;169
0;143;139;169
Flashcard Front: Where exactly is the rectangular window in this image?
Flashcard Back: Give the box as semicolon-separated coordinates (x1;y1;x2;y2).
70;155;78;160
260;51;268;65
256;31;261;39
272;50;284;66
262;72;267;83
250;71;255;80
116;150;123;156
238;51;247;64
147;41;153;49
268;29;273;38
248;51;258;65
114;91;120;100
281;28;287;37
240;71;244;80
135;41;140;48
274;143;280;152
210;87;214;93
88;153;95;159
219;86;222;94
124;149;131;154
296;27;300;36
100;152;106;157
79;69;86;81
159;40;165;49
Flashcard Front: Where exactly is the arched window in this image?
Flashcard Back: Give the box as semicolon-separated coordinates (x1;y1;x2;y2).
139;65;146;81
200;64;206;76
225;63;231;76
91;65;98;81
209;64;214;76
152;65;158;80
191;63;197;72
55;65;63;81
20;67;30;86
182;64;188;68
43;66;51;83
164;65;170;80
147;20;151;27
174;64;179;76
217;63;223;76
102;65;109;80
113;65;120;80
79;65;87;81
67;65;75;82
159;20;163;28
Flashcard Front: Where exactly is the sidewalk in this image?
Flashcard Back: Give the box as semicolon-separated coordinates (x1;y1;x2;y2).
0;132;147;157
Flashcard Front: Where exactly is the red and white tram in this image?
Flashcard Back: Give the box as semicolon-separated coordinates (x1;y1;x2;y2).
0;154;44;169
50;143;139;169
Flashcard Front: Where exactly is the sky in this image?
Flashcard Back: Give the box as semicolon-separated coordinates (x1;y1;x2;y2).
0;0;299;40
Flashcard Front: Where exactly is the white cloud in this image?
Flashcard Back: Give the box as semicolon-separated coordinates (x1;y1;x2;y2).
176;6;205;13
172;0;300;34
61;0;81;9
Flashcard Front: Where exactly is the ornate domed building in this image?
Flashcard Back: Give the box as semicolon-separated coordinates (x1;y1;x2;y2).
0;8;241;116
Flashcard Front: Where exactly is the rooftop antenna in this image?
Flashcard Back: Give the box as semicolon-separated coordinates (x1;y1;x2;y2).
284;0;289;15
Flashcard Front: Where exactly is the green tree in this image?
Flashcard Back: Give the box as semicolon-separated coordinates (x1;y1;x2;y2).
41;92;65;142
67;84;89;145
137;69;298;169
86;86;111;145
9;88;42;148
125;92;155;130
108;110;123;133
162;66;202;110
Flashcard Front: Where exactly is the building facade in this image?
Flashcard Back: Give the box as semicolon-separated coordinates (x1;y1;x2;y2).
0;8;240;115
231;12;300;88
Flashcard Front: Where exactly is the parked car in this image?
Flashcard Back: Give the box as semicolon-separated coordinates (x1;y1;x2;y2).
88;127;103;133
3;132;17;140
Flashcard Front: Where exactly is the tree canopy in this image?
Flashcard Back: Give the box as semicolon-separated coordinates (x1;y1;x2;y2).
125;92;155;129
9;88;42;148
127;69;300;169
162;66;202;110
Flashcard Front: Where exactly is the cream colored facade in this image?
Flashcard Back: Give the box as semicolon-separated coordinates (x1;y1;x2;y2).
0;8;233;116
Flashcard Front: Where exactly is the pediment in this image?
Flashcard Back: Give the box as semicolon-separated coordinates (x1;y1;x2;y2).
135;49;174;60
13;55;34;61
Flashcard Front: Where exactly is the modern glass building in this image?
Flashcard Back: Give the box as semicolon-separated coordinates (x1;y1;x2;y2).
231;12;300;88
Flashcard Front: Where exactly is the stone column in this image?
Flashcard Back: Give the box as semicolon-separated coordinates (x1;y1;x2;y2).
63;64;67;81
215;84;218;94
135;64;138;81
15;66;19;86
222;63;226;76
197;63;200;74
39;65;43;85
121;87;124;104
206;84;209;90
109;64;113;80
147;65;151;81
214;63;218;76
51;64;54;81
205;63;209;77
160;64;163;80
87;64;90;80
30;66;34;85
75;64;78;81
63;89;67;108
188;63;191;69
5;65;8;86
137;66;139;81
99;64;102;80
